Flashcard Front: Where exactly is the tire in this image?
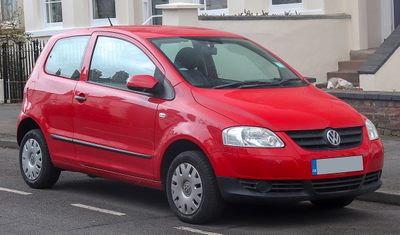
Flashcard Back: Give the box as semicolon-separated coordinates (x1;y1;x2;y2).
19;129;61;189
310;196;355;209
166;150;224;224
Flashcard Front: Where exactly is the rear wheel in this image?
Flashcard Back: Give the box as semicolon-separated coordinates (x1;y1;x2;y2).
310;196;355;209
166;150;224;224
19;129;60;188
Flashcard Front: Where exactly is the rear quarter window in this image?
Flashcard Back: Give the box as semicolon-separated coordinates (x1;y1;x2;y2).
45;36;90;80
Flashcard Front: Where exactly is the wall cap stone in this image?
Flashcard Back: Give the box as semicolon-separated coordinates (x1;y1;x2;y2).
199;14;351;21
156;3;203;9
326;90;400;101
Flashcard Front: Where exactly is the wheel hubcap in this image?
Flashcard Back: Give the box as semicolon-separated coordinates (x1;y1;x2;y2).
21;139;42;180
182;181;192;197
171;163;203;215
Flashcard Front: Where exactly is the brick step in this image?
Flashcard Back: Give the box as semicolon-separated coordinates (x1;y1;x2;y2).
350;48;376;60
338;60;366;71
327;70;359;86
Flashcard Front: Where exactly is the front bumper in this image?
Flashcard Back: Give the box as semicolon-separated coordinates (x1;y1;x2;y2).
217;170;382;203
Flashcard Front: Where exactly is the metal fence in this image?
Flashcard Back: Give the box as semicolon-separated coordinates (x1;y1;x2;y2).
1;40;46;102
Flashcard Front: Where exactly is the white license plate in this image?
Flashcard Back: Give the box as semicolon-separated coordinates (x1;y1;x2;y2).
311;156;363;175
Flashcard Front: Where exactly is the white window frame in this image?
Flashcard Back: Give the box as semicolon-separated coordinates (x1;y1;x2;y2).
89;0;117;26
41;0;63;28
196;0;228;15
269;0;303;15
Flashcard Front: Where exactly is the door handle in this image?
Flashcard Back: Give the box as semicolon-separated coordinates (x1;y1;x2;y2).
74;96;87;102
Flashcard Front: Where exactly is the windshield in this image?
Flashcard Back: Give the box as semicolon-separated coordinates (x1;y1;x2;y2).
149;37;307;89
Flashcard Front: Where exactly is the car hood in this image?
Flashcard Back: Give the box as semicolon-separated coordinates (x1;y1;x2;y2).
191;86;365;131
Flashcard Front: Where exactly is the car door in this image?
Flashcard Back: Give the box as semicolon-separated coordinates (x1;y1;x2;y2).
72;33;161;179
39;35;90;165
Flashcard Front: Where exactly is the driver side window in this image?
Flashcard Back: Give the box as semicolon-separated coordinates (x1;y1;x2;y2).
88;36;156;90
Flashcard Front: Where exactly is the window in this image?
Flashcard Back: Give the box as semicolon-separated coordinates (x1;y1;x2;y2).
197;0;227;15
269;0;303;14
150;37;301;88
45;36;90;80
89;36;156;90
212;42;280;82
42;0;63;26
90;0;117;26
272;0;302;4
1;0;18;21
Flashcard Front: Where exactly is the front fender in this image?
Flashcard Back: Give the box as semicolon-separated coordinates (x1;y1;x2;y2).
153;100;238;180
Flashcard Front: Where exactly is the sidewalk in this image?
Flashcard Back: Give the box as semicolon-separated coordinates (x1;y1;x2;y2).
0;103;20;149
0;103;399;206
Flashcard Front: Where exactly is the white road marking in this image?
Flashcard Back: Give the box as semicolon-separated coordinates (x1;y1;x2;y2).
174;226;223;235
0;187;32;195
71;203;126;216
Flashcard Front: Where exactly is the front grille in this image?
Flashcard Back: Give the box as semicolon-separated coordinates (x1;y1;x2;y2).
239;180;304;193
285;127;363;151
311;175;363;193
364;170;381;185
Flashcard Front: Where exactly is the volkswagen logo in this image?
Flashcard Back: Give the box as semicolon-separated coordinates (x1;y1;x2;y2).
326;129;341;147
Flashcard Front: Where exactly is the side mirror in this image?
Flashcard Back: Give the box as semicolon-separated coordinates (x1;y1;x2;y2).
127;75;158;91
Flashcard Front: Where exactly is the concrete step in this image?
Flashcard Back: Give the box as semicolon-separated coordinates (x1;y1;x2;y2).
338;60;366;71
327;70;359;86
350;48;376;60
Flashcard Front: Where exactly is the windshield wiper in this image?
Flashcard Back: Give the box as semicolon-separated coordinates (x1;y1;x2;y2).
212;81;275;89
270;78;303;86
212;79;303;89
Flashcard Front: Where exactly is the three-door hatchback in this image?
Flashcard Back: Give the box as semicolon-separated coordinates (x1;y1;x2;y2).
18;26;384;224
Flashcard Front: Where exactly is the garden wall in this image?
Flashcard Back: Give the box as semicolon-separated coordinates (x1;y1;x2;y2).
326;90;400;137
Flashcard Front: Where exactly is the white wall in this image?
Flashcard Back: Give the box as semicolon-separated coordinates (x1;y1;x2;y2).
360;48;400;91
367;0;382;48
62;0;90;28
23;0;144;40
23;0;43;32
325;0;348;14
228;0;268;15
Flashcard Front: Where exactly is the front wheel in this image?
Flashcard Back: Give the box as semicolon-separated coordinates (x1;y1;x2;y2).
310;196;355;209
166;150;224;224
19;129;61;188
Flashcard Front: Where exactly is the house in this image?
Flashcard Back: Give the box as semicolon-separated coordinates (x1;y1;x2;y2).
17;0;400;91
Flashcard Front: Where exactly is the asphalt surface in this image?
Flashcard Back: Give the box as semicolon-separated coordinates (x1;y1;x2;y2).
0;103;399;206
1;146;399;234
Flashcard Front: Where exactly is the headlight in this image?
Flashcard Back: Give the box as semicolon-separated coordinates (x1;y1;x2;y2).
365;119;379;140
222;126;285;148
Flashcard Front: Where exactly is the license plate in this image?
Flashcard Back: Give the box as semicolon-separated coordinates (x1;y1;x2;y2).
311;156;363;176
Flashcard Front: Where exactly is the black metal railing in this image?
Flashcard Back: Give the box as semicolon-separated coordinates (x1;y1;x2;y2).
1;40;46;102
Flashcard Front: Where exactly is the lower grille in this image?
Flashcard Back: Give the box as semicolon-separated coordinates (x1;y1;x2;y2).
239;180;304;193
364;170;381;185
270;180;304;193
312;175;363;193
239;171;381;194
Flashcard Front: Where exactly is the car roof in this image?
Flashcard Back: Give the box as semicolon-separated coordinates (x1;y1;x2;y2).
54;25;244;40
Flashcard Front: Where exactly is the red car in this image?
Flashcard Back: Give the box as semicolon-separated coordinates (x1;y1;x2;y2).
17;26;384;224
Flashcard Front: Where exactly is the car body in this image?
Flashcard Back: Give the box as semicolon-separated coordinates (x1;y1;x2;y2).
17;26;384;224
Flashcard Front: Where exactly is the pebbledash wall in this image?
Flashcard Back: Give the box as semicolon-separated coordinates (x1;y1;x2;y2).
327;90;400;137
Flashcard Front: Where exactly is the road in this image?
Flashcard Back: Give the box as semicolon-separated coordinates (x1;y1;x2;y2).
1;147;399;235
